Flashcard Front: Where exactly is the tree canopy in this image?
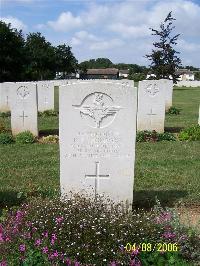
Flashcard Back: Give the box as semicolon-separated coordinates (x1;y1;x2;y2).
146;12;181;83
0;22;78;82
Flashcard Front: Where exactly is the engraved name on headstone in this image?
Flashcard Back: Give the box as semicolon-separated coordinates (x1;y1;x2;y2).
10;82;38;136
137;80;165;133
59;80;137;206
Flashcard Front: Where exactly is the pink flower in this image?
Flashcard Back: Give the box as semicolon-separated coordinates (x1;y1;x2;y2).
110;261;118;266
0;233;4;242
74;261;80;266
65;258;71;265
51;239;55;245
0;261;7;266
53;250;59;257
19;244;26;252
130;258;142;266
51;233;57;240
35;239;42;246
56;216;64;225
132;248;140;256
163;231;176;239
42;247;49;254
42;231;48;238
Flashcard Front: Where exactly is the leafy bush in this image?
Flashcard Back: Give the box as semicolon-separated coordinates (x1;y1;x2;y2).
137;131;176;142
39;135;59;144
15;131;36;144
179;125;200;141
0;195;199;265
38;110;58;117
0;132;14;144
0;119;7;133
0;111;11;117
166;106;180;115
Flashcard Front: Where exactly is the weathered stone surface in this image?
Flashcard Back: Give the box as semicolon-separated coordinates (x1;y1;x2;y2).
0;82;12;112
137;80;165;133
10;82;38;136
37;81;54;111
59;80;137;206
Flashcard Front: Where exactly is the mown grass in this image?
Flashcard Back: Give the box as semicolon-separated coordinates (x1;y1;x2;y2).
0;86;200;211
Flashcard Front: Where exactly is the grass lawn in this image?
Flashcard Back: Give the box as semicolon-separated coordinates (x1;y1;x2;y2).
0;86;200;212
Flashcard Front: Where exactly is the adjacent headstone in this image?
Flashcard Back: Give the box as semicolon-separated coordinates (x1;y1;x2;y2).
162;79;173;111
37;81;54;111
176;81;200;87
0;82;13;112
59;80;137;206
137;80;165;133
10;82;38;136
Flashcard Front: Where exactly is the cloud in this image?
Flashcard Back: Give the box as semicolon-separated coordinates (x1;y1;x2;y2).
47;12;82;32
0;16;27;30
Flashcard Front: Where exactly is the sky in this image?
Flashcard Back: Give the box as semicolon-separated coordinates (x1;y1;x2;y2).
1;0;200;67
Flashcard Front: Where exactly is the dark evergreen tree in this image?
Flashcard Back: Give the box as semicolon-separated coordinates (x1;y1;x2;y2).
146;12;181;83
55;44;78;78
0;21;26;82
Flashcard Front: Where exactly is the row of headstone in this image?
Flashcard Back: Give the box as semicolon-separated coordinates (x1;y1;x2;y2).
176;81;200;87
0;81;55;113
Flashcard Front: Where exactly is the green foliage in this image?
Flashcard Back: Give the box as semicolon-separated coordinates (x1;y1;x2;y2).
0;132;14;144
55;44;78;77
38;109;58;117
179;125;200;141
128;72;146;81
0;111;11;117
15;131;36;144
39;135;59;144
0;119;7;133
146;12;181;83
166;106;181;115
0;196;199;265
136;131;176;142
194;72;200;81
0;21;26;82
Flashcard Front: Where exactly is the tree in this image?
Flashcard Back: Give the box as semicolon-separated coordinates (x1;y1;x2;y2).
146;12;181;83
0;21;26;82
25;32;55;80
55;44;78;77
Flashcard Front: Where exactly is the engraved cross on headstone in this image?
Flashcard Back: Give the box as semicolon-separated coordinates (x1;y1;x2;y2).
19;111;28;126
85;161;110;197
147;108;157;128
44;96;48;105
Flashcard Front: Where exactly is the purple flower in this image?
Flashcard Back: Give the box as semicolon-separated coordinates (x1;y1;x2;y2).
132;248;140;256
51;233;57;240
56;216;64;225
163;231;176;239
0;233;4;242
110;261;118;266
51;239;55;245
35;239;42;246
74;261;80;266
16;211;23;221
0;261;7;266
42;246;49;254
130;258;142;266
53;250;59;257
19;244;26;252
42;231;48;238
65;258;71;265
155;211;172;224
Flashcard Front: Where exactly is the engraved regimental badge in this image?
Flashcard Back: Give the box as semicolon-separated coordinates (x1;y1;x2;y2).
145;83;159;97
17;86;30;100
73;92;122;128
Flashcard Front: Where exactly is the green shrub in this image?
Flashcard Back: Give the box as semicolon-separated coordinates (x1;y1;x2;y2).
179;125;200;141
166;106;180;115
15;131;36;144
0;132;14;144
0;119;7;133
39;135;59;144
38;110;58;117
0;111;11;117
136;131;176;142
158;132;177;141
0;195;199;265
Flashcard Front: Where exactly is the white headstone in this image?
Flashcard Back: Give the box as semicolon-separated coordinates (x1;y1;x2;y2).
0;82;13;112
162;79;173;111
137;80;165;133
59;80;137;206
37;81;54;111
10;82;38;136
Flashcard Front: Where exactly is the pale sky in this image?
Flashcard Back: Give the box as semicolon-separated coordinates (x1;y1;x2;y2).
1;0;200;67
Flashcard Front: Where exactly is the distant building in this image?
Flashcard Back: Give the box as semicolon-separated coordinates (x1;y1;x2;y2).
82;68;119;79
176;69;194;81
119;69;129;78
